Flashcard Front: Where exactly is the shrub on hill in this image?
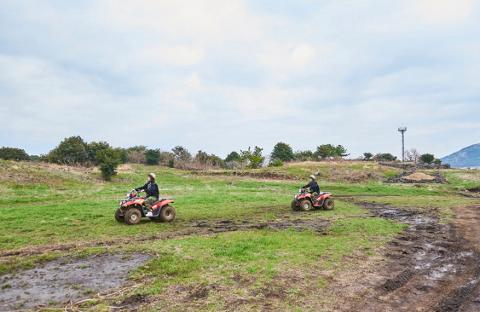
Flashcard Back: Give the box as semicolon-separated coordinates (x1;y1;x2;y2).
86;141;111;165
46;136;89;165
225;151;241;163
420;153;435;164
363;152;373;161
271;142;294;162
269;159;284;167
240;146;265;169
294;150;314;161
314;144;348;160
126;146;146;164
96;148;122;181
194;150;225;169
145;149;161;165
0;147;30;161
374;153;397;162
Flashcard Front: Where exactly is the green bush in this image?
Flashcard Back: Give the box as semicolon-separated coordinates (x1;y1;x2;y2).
271;142;294;162
145;149;161;165
314;144;348;159
172;146;192;162
225;151;241;162
363;152;373;161
294;150;314;161
86;141;111;165
114;148;128;164
0;147;30;161
95;148;121;181
420;153;435;164
374;153;397;162
269;159;284;167
240;146;264;169
46;136;88;165
195;150;225;168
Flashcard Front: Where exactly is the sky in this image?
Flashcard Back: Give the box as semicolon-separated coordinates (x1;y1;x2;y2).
0;0;479;159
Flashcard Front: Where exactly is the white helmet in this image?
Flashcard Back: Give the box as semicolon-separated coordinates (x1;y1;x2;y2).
309;175;316;180
148;173;156;180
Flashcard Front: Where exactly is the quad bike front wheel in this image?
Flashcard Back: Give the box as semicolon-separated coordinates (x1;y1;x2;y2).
114;208;124;222
323;198;335;210
124;208;142;225
299;200;314;211
159;205;176;222
291;200;299;211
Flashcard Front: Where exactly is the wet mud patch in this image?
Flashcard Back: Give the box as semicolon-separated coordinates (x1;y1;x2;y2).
0;253;149;310
352;202;480;312
191;217;330;234
2;215;330;260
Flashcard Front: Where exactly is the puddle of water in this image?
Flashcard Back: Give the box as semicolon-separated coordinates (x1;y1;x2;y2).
0;253;149;310
429;263;456;280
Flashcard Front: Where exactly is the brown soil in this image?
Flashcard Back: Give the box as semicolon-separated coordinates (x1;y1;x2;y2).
388;170;446;184
0;253;149;310
0;215;330;311
342;203;480;312
404;172;436;181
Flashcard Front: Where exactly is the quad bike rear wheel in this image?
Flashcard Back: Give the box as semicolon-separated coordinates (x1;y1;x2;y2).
159;205;176;222
299;200;314;211
323;198;335;210
124;208;142;225
114;208;124;222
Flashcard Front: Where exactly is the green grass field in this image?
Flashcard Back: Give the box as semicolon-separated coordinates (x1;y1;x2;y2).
0;160;478;310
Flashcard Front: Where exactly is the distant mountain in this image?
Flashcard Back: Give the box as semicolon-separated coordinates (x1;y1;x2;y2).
442;144;480;168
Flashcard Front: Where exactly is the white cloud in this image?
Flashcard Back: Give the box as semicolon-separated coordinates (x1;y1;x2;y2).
138;45;204;67
0;0;479;157
413;0;475;24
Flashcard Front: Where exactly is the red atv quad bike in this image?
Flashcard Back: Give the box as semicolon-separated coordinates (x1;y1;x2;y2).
115;189;176;225
291;188;335;211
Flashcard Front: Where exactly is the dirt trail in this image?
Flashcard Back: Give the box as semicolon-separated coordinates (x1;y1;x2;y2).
351;203;480;312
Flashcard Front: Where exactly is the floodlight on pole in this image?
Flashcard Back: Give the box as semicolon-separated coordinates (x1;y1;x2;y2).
398;127;407;162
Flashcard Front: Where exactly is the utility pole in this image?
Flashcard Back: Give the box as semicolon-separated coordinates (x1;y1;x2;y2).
398;127;407;162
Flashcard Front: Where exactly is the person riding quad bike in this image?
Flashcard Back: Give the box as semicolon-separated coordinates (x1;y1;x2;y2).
303;175;320;200
292;174;334;211
135;173;159;217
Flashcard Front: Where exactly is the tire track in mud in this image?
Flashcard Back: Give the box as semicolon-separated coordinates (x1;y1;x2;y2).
354;203;480;312
0;216;330;259
0;216;330;310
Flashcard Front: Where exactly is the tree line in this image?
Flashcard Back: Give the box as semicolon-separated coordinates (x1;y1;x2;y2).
0;137;442;181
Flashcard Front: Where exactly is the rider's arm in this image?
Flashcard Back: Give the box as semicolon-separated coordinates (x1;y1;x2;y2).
303;181;313;189
135;183;147;192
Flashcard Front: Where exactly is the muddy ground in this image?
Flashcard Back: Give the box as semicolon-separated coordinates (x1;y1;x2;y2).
343;202;480;312
0;253;150;310
0;216;330;259
0;217;330;310
2;203;480;311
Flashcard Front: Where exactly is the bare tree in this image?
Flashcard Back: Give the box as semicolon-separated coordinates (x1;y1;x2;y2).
405;148;420;163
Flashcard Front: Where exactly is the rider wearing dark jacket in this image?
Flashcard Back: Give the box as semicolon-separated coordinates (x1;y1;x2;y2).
303;175;320;194
136;173;159;204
